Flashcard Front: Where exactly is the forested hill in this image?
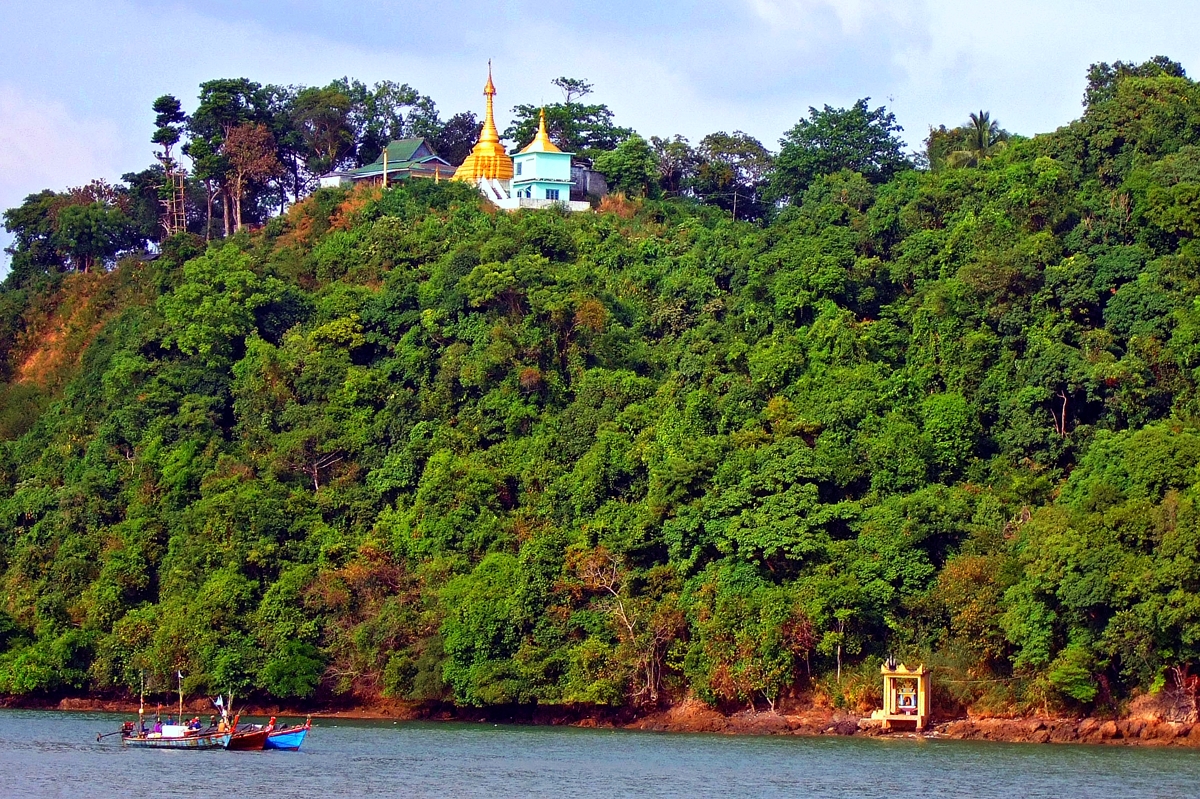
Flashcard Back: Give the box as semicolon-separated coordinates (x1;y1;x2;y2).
4;62;1200;717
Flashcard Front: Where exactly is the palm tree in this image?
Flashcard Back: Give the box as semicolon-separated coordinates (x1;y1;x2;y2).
946;110;1008;168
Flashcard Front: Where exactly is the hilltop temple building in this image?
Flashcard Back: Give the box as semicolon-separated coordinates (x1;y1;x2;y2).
453;65;591;211
321;65;603;211
319;139;454;188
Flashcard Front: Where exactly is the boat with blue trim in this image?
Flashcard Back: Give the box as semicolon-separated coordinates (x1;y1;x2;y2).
263;717;312;751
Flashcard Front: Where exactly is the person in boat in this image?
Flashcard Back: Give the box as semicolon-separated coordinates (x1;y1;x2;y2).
153;719;162;734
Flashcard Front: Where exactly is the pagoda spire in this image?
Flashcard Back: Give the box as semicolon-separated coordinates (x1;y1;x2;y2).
520;107;563;154
480;60;500;145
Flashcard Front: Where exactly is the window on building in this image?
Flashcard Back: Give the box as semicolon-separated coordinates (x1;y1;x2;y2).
515;162;522;176
546;189;559;201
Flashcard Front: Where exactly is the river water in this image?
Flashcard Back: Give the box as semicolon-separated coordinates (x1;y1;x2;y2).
2;709;1198;798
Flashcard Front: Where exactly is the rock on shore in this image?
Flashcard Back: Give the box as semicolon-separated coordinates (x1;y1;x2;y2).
937;716;1200;746
625;699;862;736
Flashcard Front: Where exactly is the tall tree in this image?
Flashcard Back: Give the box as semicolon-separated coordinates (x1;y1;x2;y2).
260;84;309;211
291;86;356;177
151;95;188;238
329;78;440;166
2;190;67;285
593;134;659;197
692;131;774;220
53;202;136;273
552;76;594;103
433;111;482;167
151;95;186;166
944;111;1008;169
183;137;225;241
1083;56;1186;108
224;123;282;232
189;78;274;236
121;166;170;241
3;181;141;282
650;135;698;196
768;99;910;204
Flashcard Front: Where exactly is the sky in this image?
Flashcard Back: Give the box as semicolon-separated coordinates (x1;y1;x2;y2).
1;0;1199;275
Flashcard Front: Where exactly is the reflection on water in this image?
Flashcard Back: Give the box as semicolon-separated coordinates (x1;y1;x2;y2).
2;709;1198;798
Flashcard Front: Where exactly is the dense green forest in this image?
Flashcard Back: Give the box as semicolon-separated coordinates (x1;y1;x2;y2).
3;57;1200;717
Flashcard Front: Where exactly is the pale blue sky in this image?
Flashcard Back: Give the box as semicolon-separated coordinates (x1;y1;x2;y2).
2;1;1199;273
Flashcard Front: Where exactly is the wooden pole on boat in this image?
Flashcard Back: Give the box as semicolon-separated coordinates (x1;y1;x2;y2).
177;670;184;724
138;671;145;736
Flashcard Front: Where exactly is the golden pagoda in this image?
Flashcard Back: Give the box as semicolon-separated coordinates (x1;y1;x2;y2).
453;62;514;183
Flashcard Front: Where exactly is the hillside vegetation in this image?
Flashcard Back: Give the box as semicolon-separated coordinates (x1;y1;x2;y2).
5;64;1200;717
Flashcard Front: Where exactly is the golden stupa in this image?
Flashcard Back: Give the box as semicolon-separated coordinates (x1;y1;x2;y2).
453;62;514;183
519;108;563;153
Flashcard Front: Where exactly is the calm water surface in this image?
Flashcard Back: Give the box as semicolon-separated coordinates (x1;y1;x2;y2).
2;709;1198;798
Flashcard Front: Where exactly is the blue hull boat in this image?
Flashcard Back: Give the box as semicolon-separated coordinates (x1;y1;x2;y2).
263;718;311;751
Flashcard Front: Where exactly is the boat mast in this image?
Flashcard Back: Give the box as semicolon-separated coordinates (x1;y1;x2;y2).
177;670;184;723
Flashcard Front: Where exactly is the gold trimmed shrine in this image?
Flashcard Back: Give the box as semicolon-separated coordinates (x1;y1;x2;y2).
870;662;931;731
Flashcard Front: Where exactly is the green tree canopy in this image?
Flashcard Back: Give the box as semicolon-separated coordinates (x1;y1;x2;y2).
593;134;659;197
768;99;910;204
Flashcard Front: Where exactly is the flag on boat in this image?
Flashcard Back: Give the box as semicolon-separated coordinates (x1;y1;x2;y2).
213;696;224;709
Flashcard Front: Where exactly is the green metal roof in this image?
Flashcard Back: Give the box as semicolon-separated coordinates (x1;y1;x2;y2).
349;138;450;177
377;138;426;164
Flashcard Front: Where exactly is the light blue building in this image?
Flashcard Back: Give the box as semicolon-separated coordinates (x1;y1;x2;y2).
498;109;589;211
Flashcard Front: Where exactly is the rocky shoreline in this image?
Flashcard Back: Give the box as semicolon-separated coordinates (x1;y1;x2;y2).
935;716;1200;746
6;695;1199;748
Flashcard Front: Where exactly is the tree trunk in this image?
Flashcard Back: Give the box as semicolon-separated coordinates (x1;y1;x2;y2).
204;182;215;241
234;179;243;232
835;618;845;684
222;190;231;238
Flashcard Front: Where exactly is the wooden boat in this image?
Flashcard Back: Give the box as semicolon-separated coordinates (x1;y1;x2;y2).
224;717;276;751
263;717;311;751
121;714;240;750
